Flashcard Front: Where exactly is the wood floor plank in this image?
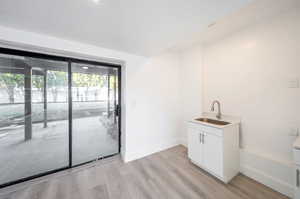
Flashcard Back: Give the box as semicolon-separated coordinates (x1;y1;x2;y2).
229;174;290;199
91;184;109;199
143;156;192;199
6;186;31;199
0;146;290;199
146;154;208;199
156;149;240;199
104;163;132;199
128;160;171;199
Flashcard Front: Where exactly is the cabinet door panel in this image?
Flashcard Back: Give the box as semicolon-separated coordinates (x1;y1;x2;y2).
203;132;223;176
188;128;203;165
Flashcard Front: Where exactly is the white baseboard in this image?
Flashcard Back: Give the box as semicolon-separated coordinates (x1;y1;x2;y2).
123;139;181;163
240;149;294;198
179;137;188;147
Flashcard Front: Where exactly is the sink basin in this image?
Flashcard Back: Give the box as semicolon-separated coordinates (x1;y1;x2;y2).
195;118;231;126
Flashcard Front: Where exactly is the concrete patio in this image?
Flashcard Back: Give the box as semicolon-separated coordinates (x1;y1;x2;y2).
0;116;118;185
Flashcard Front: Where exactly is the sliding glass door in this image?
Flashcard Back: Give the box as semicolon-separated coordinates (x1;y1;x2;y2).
0;48;121;187
0;54;69;185
71;63;119;166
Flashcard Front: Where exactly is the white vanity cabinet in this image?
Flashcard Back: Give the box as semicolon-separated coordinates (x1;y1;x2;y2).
293;144;300;198
188;120;240;183
294;165;300;199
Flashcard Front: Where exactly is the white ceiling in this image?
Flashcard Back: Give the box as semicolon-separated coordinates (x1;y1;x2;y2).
0;0;262;56
174;0;300;49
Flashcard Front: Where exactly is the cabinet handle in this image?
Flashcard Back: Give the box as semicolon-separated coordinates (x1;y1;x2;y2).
297;169;300;187
202;134;205;144
199;133;202;143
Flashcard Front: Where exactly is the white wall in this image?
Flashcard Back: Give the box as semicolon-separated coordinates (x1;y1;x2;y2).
203;9;300;163
179;8;300;197
179;45;203;146
0;25;182;163
125;52;181;161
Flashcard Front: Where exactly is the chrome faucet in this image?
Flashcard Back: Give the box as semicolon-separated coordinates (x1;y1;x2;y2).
210;100;222;119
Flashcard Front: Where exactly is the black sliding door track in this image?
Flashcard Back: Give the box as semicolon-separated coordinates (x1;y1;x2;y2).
0;47;122;189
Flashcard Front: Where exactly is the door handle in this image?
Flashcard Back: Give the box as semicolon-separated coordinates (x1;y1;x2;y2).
297;169;300;187
115;104;120;116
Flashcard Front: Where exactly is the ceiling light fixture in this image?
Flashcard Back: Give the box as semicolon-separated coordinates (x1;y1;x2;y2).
93;0;100;3
82;66;89;70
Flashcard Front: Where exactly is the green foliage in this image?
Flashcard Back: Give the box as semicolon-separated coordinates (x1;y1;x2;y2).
0;73;24;103
47;71;68;102
72;73;104;88
109;75;118;89
0;71;113;90
47;71;68;88
0;70;115;103
0;73;24;89
32;75;43;90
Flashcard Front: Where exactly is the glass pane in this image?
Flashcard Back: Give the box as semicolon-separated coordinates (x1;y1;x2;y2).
72;63;119;165
0;54;69;185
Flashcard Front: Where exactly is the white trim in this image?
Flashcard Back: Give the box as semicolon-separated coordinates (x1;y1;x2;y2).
179;137;188;147
240;165;294;198
0;39;125;66
240;149;294;198
124;139;181;163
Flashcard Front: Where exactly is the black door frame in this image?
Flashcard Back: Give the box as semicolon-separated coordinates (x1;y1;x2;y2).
0;47;122;188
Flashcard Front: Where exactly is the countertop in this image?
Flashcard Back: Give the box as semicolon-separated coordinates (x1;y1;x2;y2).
189;112;241;129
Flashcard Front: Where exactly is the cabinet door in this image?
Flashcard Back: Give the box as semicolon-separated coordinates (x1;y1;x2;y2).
188;127;203;165
203;132;223;177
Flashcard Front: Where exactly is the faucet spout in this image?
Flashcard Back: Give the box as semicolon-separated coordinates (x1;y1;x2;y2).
211;100;222;119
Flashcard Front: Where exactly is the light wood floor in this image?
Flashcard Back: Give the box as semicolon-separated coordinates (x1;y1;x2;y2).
0;145;289;199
